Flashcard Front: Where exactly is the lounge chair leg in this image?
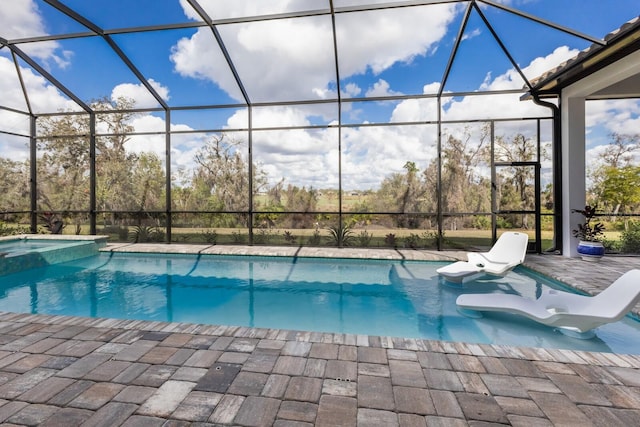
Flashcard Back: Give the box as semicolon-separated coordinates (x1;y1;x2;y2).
440;277;464;288
557;328;596;340
457;307;483;319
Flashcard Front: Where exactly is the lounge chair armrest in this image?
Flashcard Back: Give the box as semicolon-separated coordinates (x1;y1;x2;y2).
467;253;509;267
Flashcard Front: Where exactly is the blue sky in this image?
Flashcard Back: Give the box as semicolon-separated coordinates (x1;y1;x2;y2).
0;0;638;189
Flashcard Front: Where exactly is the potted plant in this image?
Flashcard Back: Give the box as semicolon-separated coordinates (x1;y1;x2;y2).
571;204;605;261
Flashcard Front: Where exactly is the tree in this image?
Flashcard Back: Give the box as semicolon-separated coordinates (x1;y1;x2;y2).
0;158;30;218
37;113;91;213
375;161;429;228
266;177;286;207
282;185;319;228
190;133;267;227
599;132;638;168
397;161;424;228
439;124;490;229
597;166;640;219
494;133;538;229
94;97;144;214
590;132;640;218
132;152;165;211
37;96;167;229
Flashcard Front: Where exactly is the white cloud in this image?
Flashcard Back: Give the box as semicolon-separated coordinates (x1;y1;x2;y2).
390;96;439;123
365;79;402;98
124;114;214;175
482;46;581;91
335;5;457;76
521;45;579;82
255;129;340;188
171;3;458;103
341;124;438;189
170;28;245;101
157;45;596;190
0;108;30;161
435;47;581;122
111;79;171;108
0;56;80;117
344;83;362;97
0;0;47;40
0;0;71;68
227;106;309;129
586;99;640;133
179;0;321;21
339;47;589;188
585;98;640;169
0;56;79;160
462;28;482;41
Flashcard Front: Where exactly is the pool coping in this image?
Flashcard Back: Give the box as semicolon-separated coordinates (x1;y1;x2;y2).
0;234;109;243
2;309;639;368
0;304;639;425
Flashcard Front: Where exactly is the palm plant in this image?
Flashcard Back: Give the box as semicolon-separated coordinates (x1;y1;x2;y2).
326;222;355;247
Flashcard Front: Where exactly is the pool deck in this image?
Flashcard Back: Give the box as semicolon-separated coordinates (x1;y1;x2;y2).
0;245;639;426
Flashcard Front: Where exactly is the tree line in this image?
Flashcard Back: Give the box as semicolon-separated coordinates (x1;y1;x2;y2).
0;97;638;236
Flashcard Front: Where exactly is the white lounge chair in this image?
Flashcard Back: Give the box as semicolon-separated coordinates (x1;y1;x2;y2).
456;269;640;338
437;232;529;283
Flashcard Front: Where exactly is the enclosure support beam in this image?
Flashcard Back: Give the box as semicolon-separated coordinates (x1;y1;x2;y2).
30;116;37;233
89;113;97;235
165;110;172;243
436;98;443;250
561;97;585;258
329;0;345;247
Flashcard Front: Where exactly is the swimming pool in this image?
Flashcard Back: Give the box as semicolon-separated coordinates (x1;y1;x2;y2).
2;251;640;354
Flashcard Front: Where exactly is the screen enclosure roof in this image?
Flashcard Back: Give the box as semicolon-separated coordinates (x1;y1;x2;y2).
0;0;638;115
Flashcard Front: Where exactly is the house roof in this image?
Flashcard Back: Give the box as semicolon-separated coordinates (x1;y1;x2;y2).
528;15;640;98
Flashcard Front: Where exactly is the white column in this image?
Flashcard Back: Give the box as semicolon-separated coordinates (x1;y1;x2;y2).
557;49;640;257
561;97;585;257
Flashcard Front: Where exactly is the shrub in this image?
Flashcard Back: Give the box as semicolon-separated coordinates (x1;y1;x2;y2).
0;221;29;236
173;234;191;243
202;229;218;244
421;230;440;248
307;230;321;246
496;217;512;229
384;233;397;248
129;225;164;243
326;223;355;246
602;237;621;253
254;227;275;244
404;233;421;249
472;216;490;229
357;230;372;247
283;231;297;245
621;221;640;254
231;231;246;243
39;212;64;234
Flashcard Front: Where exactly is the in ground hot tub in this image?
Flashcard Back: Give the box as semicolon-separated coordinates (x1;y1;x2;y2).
0;235;108;276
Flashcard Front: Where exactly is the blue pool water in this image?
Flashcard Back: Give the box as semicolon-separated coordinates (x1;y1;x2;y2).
2;252;640;354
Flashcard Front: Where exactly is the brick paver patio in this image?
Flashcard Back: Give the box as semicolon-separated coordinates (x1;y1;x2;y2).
0;245;637;426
